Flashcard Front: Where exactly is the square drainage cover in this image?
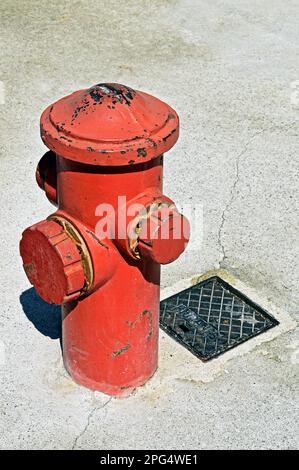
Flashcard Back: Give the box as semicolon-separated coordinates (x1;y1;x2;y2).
160;276;279;361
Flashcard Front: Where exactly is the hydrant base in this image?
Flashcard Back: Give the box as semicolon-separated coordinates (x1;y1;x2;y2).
64;359;157;397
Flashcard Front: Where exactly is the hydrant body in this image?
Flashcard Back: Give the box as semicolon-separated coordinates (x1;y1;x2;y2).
20;84;189;396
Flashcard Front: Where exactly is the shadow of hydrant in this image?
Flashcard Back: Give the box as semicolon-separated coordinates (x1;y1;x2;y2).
20;288;62;342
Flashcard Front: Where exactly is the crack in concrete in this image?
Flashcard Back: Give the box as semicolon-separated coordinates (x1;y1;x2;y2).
218;129;267;264
217;121;298;266
72;397;112;450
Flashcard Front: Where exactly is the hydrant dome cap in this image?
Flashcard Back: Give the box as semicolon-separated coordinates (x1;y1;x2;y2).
40;83;179;166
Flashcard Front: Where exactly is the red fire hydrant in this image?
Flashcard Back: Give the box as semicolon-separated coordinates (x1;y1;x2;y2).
20;83;189;396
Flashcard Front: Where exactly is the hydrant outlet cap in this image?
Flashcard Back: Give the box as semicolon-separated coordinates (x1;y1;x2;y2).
20;220;85;304
40;83;179;166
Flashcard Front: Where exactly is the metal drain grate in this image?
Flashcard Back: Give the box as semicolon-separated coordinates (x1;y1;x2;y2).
160;276;279;361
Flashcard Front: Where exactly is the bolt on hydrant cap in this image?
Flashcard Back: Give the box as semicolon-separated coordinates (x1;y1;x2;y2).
20;220;85;304
40;83;179;166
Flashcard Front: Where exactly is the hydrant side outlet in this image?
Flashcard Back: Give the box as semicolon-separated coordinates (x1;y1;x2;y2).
20;83;190;396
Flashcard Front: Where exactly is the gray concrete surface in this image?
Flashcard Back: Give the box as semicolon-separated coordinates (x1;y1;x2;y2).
0;0;298;450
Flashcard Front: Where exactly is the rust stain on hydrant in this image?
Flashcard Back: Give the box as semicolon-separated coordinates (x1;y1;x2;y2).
19;82;190;397
127;310;153;341
112;344;131;358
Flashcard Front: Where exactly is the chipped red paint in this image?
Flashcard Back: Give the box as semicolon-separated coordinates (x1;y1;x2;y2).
20;83;189;396
40;82;179;166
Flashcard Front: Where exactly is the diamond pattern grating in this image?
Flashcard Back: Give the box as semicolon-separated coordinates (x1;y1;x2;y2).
159;276;279;361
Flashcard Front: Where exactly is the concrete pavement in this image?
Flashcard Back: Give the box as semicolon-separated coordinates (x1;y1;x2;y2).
0;0;298;449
